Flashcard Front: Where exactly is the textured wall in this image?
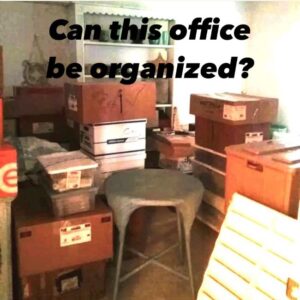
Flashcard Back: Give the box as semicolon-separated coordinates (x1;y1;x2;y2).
0;2;73;96
242;2;300;133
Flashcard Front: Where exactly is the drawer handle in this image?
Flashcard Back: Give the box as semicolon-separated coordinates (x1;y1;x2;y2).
247;160;263;172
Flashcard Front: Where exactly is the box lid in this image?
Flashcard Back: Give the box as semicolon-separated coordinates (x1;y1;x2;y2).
241;139;300;155
200;93;261;102
38;151;98;175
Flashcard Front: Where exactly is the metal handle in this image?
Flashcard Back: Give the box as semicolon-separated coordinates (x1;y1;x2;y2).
119;89;123;113
247;160;263;172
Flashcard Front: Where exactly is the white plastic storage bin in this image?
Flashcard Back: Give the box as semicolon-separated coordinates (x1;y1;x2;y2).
37;151;98;192
80;119;146;156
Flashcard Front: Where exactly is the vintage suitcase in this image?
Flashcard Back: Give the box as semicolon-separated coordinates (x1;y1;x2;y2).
153;133;194;158
64;81;156;125
0;46;3;97
225;139;300;218
19;260;106;300
14;86;64;116
18;114;70;143
13;184;113;276
190;92;278;125
38;151;98;192
80;119;146;156
195;116;271;153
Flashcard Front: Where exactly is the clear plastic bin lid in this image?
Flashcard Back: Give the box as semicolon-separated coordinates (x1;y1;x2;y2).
37;151;98;175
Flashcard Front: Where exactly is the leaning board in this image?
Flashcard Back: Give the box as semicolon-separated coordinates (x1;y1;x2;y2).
197;193;300;300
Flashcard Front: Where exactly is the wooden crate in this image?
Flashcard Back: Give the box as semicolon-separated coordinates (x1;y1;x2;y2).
225;140;300;217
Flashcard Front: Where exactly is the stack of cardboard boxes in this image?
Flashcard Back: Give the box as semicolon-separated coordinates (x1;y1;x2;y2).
64;81;156;193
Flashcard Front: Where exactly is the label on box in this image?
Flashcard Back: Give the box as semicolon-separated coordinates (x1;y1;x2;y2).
61;276;79;292
66;170;81;189
68;95;78;112
223;104;246;121
0;162;18;196
32;122;54;134
245;132;264;144
60;223;91;247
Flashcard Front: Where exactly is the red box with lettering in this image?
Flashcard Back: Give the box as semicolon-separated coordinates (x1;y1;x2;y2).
0;143;18;198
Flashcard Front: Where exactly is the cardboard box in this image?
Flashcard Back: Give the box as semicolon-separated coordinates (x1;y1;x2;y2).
80;119;146;156
18;114;70;143
0;143;18;198
195;116;271;153
190;92;278;125
65;81;156;125
13;184;113;276
19;260;106;300
14;86;64;116
225;139;300;217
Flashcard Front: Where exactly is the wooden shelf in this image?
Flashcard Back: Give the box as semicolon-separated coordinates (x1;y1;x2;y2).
84;41;174;49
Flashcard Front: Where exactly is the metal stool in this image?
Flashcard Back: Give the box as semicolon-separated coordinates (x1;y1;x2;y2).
105;169;204;300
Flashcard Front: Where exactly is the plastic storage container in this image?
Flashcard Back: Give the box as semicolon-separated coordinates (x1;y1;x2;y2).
44;185;98;218
38;151;98;192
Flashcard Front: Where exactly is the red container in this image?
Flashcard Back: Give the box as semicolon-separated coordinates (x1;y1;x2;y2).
14;86;64;116
0;143;17;198
13;184;113;276
65;81;156;125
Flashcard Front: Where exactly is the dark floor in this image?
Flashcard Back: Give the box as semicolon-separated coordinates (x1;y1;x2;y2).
103;207;218;300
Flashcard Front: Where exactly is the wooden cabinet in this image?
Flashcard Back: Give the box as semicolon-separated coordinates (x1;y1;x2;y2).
65;81;156;124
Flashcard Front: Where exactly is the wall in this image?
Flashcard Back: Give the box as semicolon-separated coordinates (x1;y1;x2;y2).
162;1;248;125
0;2;72;96
242;1;300;133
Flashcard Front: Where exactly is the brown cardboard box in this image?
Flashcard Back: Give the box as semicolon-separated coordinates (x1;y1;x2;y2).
190;92;278;125
13;183;113;276
225;139;300;217
19;261;106;300
14;86;64;116
195;116;271;153
65;81;156;125
18;114;70;142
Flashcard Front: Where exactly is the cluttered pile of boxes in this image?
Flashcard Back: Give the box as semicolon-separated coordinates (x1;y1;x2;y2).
11;81;157;299
189;92;279;213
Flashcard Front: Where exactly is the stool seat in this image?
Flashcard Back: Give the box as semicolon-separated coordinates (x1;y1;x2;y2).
105;169;204;300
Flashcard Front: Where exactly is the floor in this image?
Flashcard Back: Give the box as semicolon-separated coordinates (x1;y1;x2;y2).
103;207;218;300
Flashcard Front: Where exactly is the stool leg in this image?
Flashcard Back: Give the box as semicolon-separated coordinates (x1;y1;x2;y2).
176;208;184;263
185;232;195;299
113;229;126;300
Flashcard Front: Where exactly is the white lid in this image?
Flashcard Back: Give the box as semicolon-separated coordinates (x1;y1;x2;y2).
37;151;98;175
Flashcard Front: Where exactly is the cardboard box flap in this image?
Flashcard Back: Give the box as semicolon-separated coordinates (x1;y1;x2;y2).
38;151;98;174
